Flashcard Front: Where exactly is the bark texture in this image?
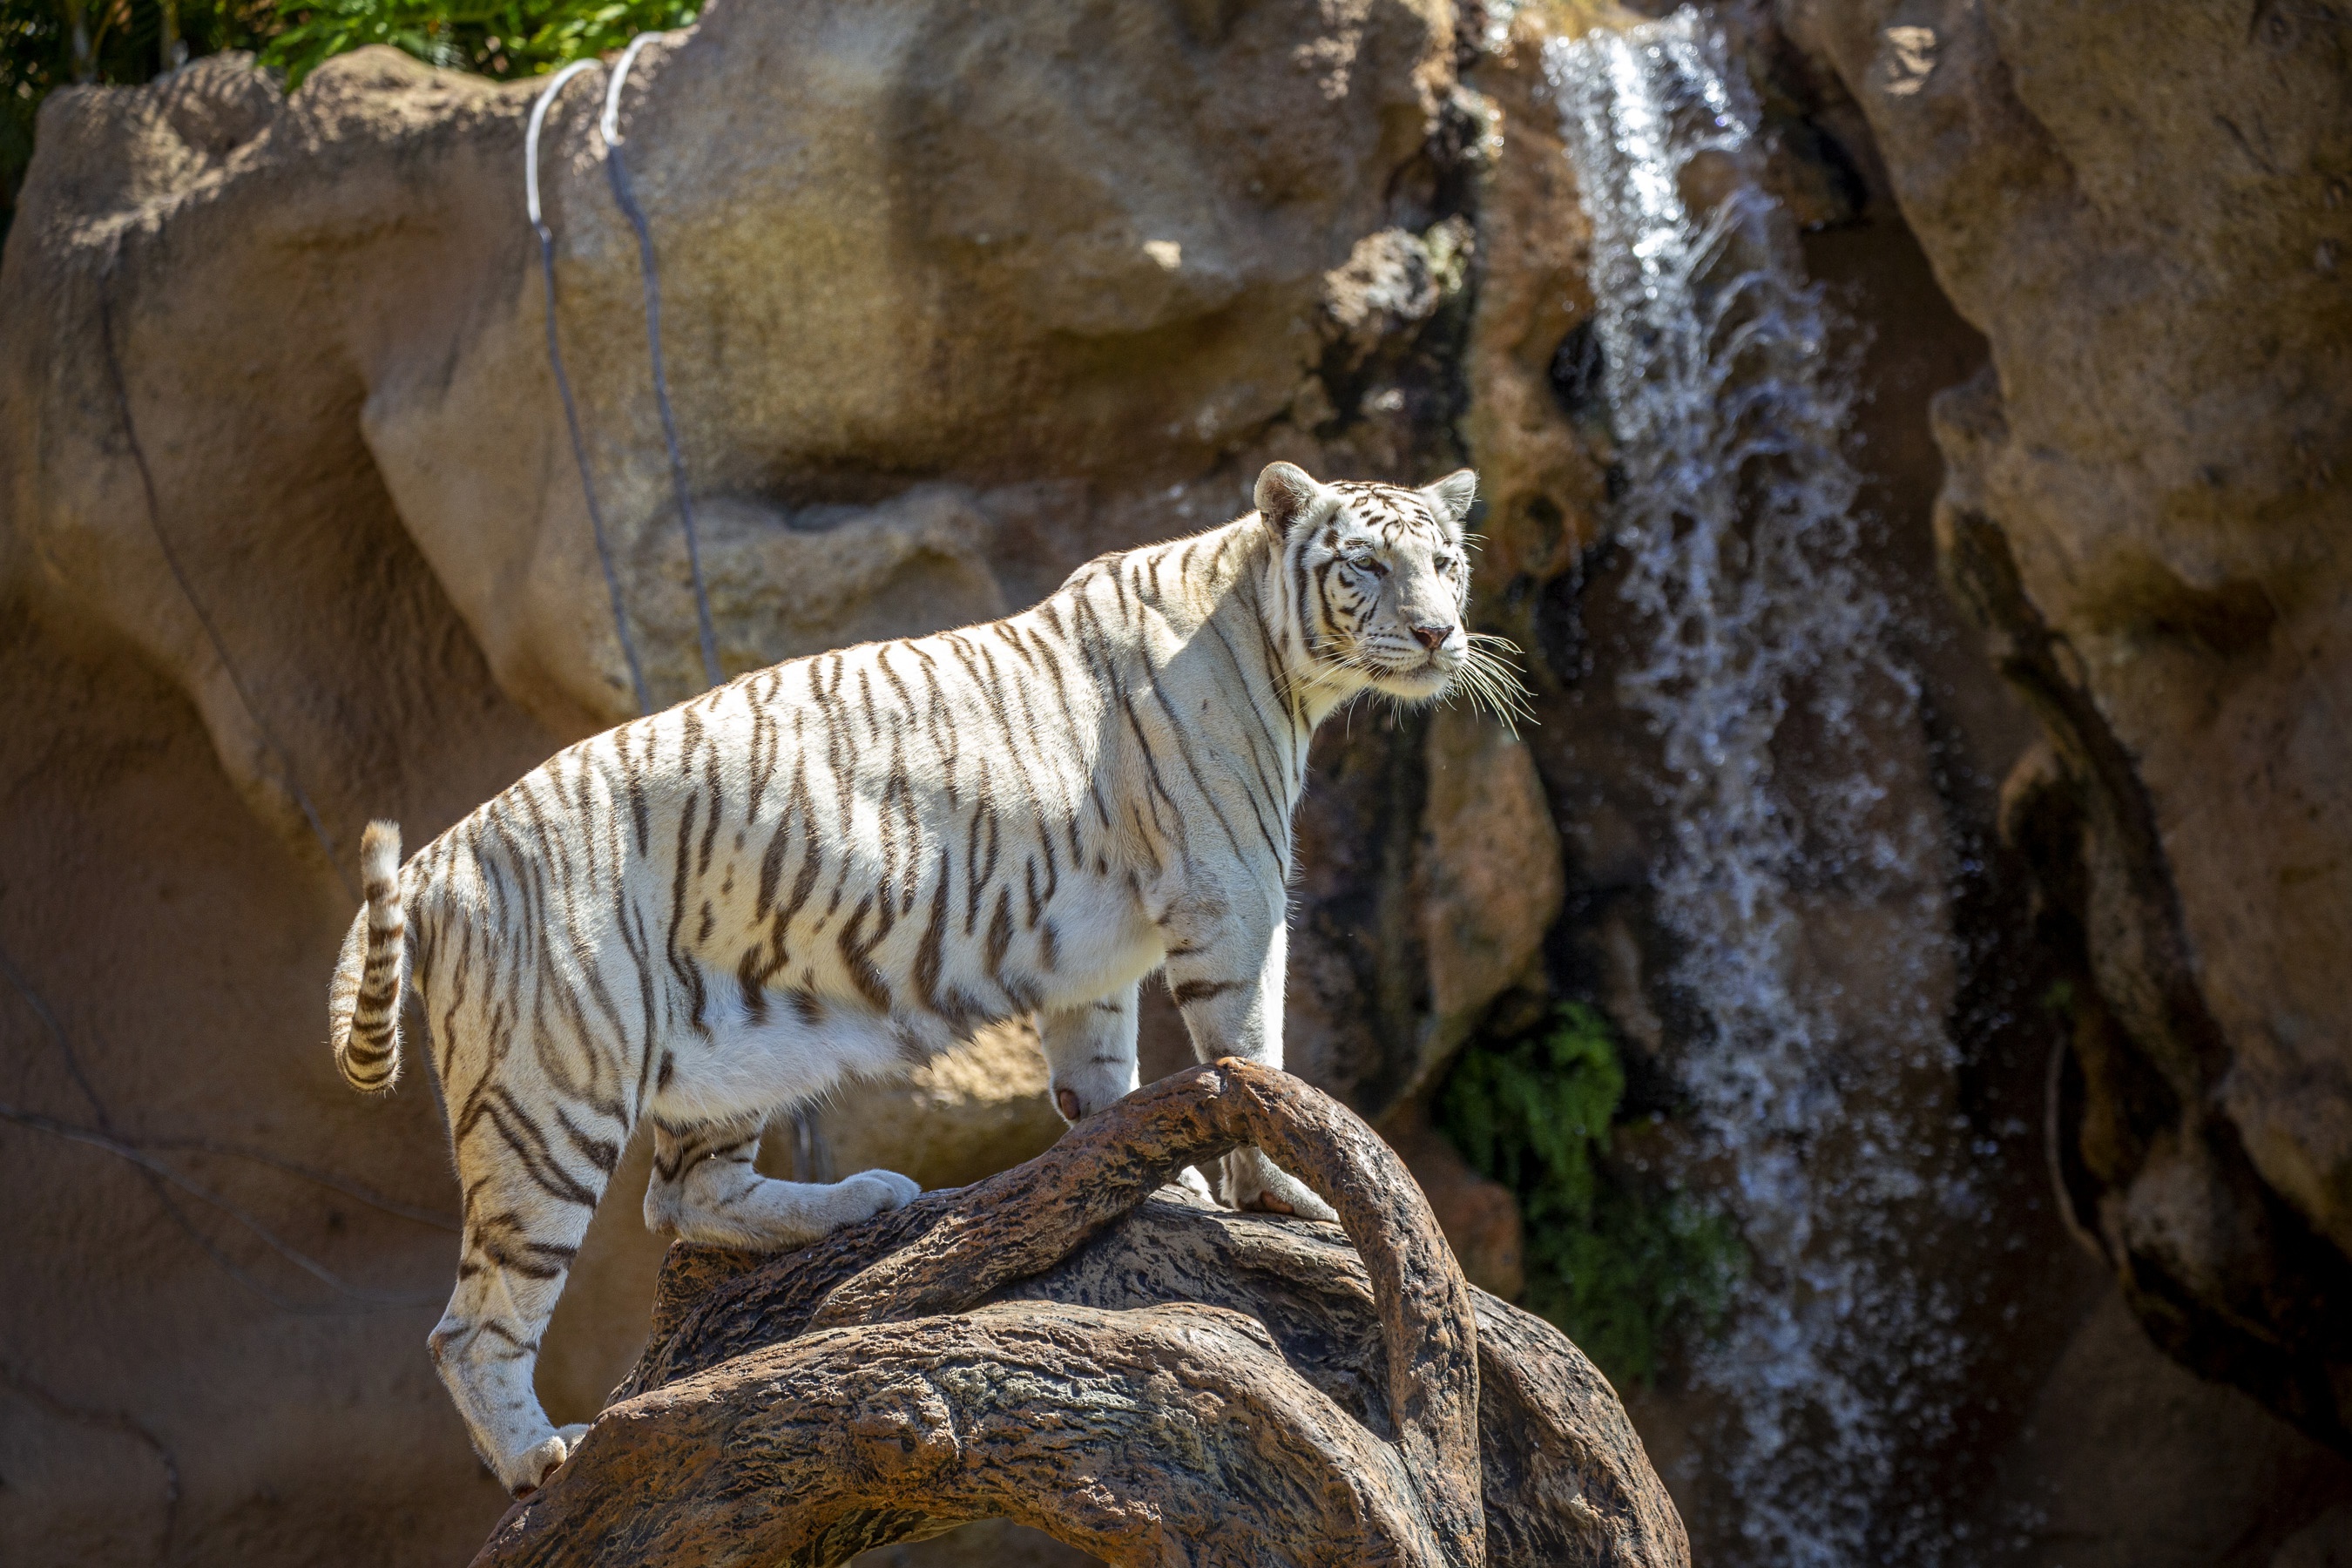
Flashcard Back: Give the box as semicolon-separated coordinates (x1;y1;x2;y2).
472;1062;1686;1568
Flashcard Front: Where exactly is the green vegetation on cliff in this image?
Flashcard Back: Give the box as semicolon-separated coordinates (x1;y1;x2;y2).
258;0;695;86
1439;1002;1743;1387
3;0;696;235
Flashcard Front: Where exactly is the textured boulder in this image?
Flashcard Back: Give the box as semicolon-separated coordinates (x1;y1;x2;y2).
0;0;1460;838
1416;705;1564;1086
1781;0;2352;1445
1455;1;1606;589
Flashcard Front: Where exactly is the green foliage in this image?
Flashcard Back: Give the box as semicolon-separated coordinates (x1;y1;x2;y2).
259;0;698;90
1437;1003;1744;1388
4;0;277;233
3;0;695;239
1441;1000;1623;1209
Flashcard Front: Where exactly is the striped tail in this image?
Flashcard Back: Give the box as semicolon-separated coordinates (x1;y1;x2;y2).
328;820;409;1094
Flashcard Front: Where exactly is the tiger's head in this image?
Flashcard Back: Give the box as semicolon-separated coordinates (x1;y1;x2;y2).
1256;461;1524;726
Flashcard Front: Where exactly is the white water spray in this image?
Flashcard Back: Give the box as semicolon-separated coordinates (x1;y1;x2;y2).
1551;11;1971;1564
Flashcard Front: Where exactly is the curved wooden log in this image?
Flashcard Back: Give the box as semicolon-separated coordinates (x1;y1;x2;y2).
476;1301;1451;1566
475;1063;1686;1568
808;1058;1484;1563
997;1204;1686;1566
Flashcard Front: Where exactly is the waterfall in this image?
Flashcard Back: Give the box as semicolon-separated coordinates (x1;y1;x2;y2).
1551;11;1970;1565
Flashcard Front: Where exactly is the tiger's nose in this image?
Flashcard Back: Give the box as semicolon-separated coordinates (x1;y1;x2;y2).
1411;622;1455;651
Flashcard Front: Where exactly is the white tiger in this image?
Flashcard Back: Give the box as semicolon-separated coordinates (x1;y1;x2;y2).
326;460;1511;1495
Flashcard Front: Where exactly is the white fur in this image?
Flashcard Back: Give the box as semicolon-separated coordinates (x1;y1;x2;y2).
326;462;1490;1494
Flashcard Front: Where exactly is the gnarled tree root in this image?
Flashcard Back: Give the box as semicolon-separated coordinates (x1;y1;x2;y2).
471;1061;1688;1568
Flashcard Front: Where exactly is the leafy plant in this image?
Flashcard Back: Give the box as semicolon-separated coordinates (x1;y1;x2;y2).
1437;1002;1743;1388
259;0;698;90
5;0;273;236
2;0;697;240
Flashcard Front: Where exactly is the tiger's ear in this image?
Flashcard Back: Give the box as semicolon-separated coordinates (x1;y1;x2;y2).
1255;461;1337;537
1419;469;1477;535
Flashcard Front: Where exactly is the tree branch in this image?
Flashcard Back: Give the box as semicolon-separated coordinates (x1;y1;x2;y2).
476;1062;1686;1568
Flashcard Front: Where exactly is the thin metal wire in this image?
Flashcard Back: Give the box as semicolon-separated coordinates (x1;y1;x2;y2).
528;58;652;716
604;30;724;692
94;252;355;902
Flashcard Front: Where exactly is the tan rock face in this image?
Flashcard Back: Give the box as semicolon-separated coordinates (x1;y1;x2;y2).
811;1021;1068;1195
1418;702;1564;1080
0;5;1511;1562
1782;0;2352;1443
1456;3;1614;588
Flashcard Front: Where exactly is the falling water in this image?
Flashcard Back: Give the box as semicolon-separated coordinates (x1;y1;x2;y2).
1551;11;1970;1565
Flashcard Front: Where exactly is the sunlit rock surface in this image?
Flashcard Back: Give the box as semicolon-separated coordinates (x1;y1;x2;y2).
3;0;2349;1563
1783;0;2352;1450
0;4;1487;1561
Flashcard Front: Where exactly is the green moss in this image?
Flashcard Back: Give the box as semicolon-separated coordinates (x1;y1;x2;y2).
3;0;699;241
1437;1003;1743;1388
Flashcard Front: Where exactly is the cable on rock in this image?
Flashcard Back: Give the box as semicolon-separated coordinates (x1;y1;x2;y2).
604;31;724;693
527;57;652;716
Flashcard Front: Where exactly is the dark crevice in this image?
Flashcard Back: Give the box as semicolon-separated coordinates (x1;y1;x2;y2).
1944;505;2352;1454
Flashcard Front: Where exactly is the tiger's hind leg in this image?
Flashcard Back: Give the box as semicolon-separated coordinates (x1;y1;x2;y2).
642;1119;919;1250
429;1093;625;1497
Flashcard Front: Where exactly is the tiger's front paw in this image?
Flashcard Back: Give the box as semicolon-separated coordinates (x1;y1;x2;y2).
1163;1164;1219;1205
839;1167;921;1220
503;1423;590;1498
1224;1149;1339;1222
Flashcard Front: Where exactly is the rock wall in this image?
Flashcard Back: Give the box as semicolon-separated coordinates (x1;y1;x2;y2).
1780;0;2352;1449
0;3;1552;1562
4;0;2349;1562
